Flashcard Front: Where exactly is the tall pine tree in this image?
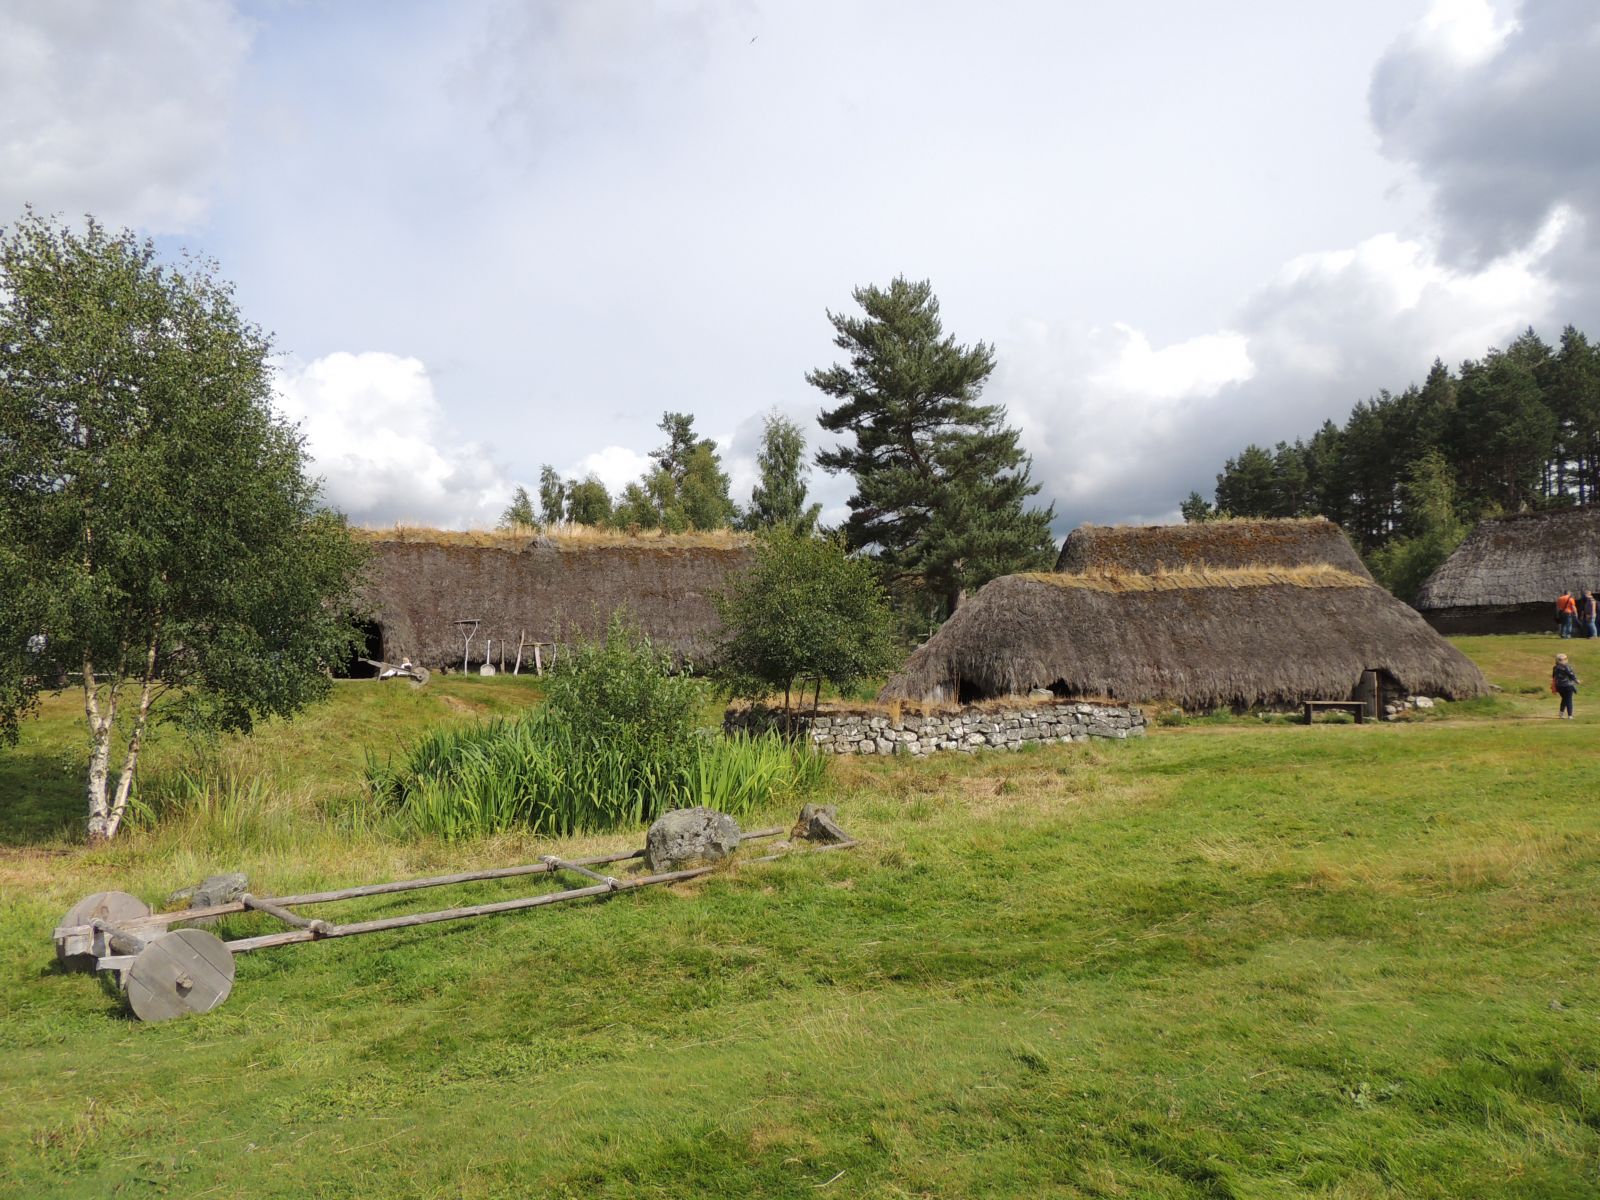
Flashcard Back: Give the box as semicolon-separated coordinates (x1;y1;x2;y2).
809;277;1054;618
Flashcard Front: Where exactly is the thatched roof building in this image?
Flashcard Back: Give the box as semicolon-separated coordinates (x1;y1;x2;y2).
1055;516;1373;577
352;528;752;673
882;562;1488;711
1415;508;1600;634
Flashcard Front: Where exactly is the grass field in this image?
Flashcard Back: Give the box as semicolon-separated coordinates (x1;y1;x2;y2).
2;636;1598;1197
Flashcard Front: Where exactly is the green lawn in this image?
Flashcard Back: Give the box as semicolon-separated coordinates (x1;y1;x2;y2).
2;640;1598;1197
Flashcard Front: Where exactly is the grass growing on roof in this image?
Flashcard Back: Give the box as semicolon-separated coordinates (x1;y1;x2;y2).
2;637;1599;1196
354;522;752;549
1021;563;1371;592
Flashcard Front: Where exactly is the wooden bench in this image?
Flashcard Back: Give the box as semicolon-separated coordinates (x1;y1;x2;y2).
1303;700;1366;725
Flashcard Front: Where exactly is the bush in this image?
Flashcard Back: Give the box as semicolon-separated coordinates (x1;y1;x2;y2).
714;529;901;722
367;618;826;839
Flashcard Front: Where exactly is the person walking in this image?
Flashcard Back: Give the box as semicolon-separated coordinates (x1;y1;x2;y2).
1553;653;1580;719
1557;589;1578;638
1581;590;1598;639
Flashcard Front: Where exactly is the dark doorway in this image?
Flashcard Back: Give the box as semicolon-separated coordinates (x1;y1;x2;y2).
340;620;384;678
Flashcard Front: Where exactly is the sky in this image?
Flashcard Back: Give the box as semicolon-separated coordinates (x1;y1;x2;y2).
4;0;1597;533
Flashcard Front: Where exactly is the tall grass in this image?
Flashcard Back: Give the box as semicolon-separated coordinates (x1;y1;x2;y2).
126;763;313;856
367;714;824;839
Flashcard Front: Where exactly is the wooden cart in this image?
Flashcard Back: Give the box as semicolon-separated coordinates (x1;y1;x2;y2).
53;822;856;1022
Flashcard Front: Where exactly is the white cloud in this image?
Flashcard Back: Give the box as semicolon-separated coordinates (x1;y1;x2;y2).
1088;326;1254;401
995;221;1558;527
0;0;252;231
571;446;653;495
1417;0;1519;66
274;352;515;528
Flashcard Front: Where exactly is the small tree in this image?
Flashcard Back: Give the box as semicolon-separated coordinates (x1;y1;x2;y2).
743;411;822;534
537;464;566;526
0;212;368;842
565;474;612;526
500;485;537;529
679;441;736;531
1179;491;1217;523
1366;452;1468;603
714;529;900;726
618;411;735;532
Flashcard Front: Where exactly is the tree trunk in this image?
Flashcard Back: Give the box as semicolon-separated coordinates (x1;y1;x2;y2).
82;657;119;844
105;633;160;841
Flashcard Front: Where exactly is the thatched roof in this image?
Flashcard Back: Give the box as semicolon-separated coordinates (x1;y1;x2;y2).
1415;508;1600;610
1055;517;1372;579
881;567;1488;709
356;535;753;668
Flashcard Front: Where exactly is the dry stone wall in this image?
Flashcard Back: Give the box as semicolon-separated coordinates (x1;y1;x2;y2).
726;701;1146;755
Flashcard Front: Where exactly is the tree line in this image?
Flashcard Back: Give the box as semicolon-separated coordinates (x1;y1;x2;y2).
1185;326;1600;598
500;409;821;537
507;275;1057;625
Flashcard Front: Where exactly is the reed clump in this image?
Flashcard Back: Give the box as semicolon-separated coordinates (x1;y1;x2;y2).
366;619;824;839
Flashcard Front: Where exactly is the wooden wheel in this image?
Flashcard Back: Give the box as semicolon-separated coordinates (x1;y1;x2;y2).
56;891;151;969
125;929;235;1022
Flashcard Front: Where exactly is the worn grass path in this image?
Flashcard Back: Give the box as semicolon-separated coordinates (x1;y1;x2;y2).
2;638;1598;1196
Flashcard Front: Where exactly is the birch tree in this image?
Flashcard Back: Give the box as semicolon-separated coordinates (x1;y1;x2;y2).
0;212;367;843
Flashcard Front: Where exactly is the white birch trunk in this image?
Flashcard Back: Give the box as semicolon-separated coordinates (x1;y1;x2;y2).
82;657;120;844
104;634;160;841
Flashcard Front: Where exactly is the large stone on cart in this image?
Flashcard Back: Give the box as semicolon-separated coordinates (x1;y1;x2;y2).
644;807;742;872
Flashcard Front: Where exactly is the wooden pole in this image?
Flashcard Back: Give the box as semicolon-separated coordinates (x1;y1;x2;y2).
220;840;857;955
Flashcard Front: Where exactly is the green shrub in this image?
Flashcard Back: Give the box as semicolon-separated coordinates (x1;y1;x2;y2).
367;619;827;839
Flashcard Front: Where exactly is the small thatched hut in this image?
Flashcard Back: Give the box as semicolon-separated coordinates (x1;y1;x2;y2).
351;528;752;673
1055;516;1373;577
1415;508;1600;634
884;528;1488;710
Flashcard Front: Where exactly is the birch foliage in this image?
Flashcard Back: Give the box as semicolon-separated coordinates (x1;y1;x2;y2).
0;213;367;842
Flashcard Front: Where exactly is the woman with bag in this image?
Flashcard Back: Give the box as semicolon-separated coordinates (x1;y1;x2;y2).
1553;653;1580;719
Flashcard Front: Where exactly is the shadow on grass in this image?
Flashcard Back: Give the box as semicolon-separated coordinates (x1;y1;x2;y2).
0;750;82;846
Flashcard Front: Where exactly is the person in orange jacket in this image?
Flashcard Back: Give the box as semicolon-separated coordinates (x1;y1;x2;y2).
1557;590;1578;638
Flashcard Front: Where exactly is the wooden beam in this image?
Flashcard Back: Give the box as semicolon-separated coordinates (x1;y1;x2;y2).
219;837;849;955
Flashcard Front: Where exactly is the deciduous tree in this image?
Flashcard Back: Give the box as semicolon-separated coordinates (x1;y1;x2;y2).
537;464;566;526
743;411;822;534
713;529;900;726
500;485;536;528
0;212;367;842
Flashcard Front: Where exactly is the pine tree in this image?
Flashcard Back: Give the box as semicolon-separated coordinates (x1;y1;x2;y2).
627;411;734;531
809;277;1055;617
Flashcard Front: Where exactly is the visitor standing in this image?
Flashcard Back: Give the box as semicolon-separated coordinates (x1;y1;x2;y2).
1557;589;1578;637
1581;590;1598;639
1553;653;1579;719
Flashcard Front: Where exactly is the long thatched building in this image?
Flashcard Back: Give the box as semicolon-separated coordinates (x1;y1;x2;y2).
350;528;752;673
1415;508;1600;634
1055;516;1373;576
884;520;1488;711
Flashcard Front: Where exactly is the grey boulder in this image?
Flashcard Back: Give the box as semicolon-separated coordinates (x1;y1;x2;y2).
645;808;742;872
